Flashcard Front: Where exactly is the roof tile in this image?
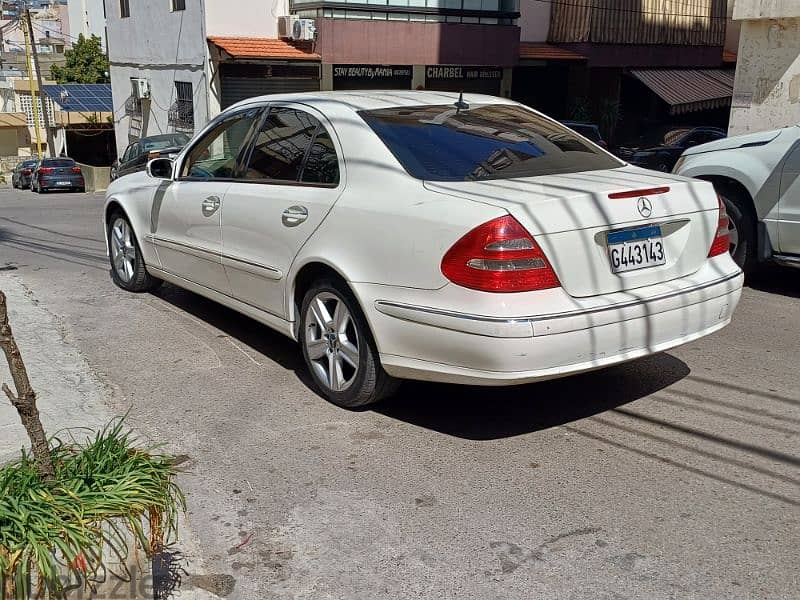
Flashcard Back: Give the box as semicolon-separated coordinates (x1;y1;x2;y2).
208;37;319;60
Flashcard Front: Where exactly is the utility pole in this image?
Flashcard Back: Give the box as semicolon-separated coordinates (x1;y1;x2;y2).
21;13;42;158
24;6;55;157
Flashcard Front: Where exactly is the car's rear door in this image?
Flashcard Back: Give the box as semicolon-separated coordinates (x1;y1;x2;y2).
220;103;344;317
150;106;263;294
778;139;800;254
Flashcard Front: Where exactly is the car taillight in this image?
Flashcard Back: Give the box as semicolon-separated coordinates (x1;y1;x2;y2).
708;195;730;257
441;215;561;293
38;167;53;174
21;168;31;175
71;167;82;174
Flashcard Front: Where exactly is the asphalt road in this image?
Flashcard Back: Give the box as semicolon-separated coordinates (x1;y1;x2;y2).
1;189;798;599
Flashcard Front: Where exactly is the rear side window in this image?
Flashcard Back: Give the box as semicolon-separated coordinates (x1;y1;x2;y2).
243;107;339;185
360;104;622;182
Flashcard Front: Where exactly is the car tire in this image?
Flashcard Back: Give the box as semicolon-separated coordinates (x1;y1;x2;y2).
716;185;757;273
107;212;162;293
300;279;398;409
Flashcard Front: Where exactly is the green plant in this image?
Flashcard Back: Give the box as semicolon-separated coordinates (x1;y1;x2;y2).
0;421;185;599
598;98;621;142
568;96;591;122
50;34;109;85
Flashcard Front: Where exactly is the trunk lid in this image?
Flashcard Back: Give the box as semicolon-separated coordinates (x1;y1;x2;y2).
425;166;720;297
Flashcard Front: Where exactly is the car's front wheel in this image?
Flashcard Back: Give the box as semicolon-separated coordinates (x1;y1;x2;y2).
107;213;161;292
716;186;756;273
300;279;398;408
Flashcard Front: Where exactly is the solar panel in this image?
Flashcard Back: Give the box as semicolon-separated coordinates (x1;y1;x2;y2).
42;84;113;113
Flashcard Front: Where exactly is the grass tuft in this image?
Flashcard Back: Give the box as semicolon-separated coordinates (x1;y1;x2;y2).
0;420;185;599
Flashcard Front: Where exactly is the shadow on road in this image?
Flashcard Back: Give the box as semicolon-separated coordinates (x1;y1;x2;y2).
377;353;690;440
746;264;800;299
152;283;691;440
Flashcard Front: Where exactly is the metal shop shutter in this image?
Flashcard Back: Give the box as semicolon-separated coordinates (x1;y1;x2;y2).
220;76;320;109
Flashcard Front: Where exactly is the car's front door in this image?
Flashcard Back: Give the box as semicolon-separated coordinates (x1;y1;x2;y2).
150;106;263;293
778;140;800;254
220;104;344;317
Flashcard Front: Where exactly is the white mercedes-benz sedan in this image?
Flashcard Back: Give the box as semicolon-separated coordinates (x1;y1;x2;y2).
104;91;743;408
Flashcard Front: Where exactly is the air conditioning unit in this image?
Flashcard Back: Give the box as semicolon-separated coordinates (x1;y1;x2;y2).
131;78;151;100
278;16;315;41
277;15;299;39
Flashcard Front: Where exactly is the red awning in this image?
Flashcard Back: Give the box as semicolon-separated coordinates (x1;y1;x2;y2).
208;37;319;60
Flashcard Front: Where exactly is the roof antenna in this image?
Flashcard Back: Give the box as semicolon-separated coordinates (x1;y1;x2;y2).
454;91;469;113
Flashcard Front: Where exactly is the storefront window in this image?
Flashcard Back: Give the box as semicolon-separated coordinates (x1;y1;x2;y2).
289;0;519;23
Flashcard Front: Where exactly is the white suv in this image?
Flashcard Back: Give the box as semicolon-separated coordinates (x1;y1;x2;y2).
674;125;800;272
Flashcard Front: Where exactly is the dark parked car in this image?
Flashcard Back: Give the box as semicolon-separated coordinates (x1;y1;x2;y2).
616;126;726;172
562;121;608;149
30;158;85;193
11;159;38;189
111;133;190;181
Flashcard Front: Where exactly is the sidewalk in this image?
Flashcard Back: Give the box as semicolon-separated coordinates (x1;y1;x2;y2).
0;274;224;599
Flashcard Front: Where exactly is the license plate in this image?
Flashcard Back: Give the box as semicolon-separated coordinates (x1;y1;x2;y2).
607;225;666;273
56;181;71;186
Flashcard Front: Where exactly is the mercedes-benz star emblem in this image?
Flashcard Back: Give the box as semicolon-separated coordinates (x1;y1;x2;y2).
637;197;653;218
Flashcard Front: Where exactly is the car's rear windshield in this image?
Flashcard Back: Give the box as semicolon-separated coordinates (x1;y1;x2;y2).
360;104;623;182
42;159;75;167
142;134;189;152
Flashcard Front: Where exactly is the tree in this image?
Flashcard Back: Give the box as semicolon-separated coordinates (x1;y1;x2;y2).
51;34;109;84
0;291;55;481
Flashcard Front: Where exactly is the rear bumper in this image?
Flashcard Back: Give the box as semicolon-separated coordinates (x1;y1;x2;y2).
40;177;85;189
353;257;743;385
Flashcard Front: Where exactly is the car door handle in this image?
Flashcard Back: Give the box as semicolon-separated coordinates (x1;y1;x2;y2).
282;205;308;227
201;195;221;217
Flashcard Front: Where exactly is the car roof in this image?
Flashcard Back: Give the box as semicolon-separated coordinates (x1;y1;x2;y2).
227;90;517;113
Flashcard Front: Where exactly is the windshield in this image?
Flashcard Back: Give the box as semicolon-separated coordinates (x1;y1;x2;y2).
360;104;622;182
42;159;76;167
141;134;189;152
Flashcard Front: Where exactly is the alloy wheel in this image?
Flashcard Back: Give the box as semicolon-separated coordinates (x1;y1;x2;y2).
305;292;360;392
110;217;136;283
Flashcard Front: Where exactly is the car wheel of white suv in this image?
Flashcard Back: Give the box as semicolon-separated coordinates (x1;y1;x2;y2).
717;187;756;273
300;279;398;408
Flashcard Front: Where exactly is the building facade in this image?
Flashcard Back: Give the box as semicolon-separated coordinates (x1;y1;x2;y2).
512;0;736;145
68;0;106;48
729;0;800;135
105;0;527;155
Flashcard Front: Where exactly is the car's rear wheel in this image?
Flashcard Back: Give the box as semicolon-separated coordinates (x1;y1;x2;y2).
300;279;398;408
108;213;161;292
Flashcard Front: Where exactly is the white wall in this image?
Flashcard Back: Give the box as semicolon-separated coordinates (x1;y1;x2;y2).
110;64;208;153
68;0;106;47
518;0;551;42
204;0;289;38
729;17;800;135
733;0;800;20
105;0;209;154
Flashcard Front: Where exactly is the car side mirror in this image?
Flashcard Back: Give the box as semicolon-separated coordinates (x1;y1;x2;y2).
146;157;173;180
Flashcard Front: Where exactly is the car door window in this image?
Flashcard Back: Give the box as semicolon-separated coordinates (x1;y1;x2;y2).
242;107;319;183
182;108;261;179
301;128;340;185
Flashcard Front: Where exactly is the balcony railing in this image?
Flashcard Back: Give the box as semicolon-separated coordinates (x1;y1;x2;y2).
168;99;194;131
